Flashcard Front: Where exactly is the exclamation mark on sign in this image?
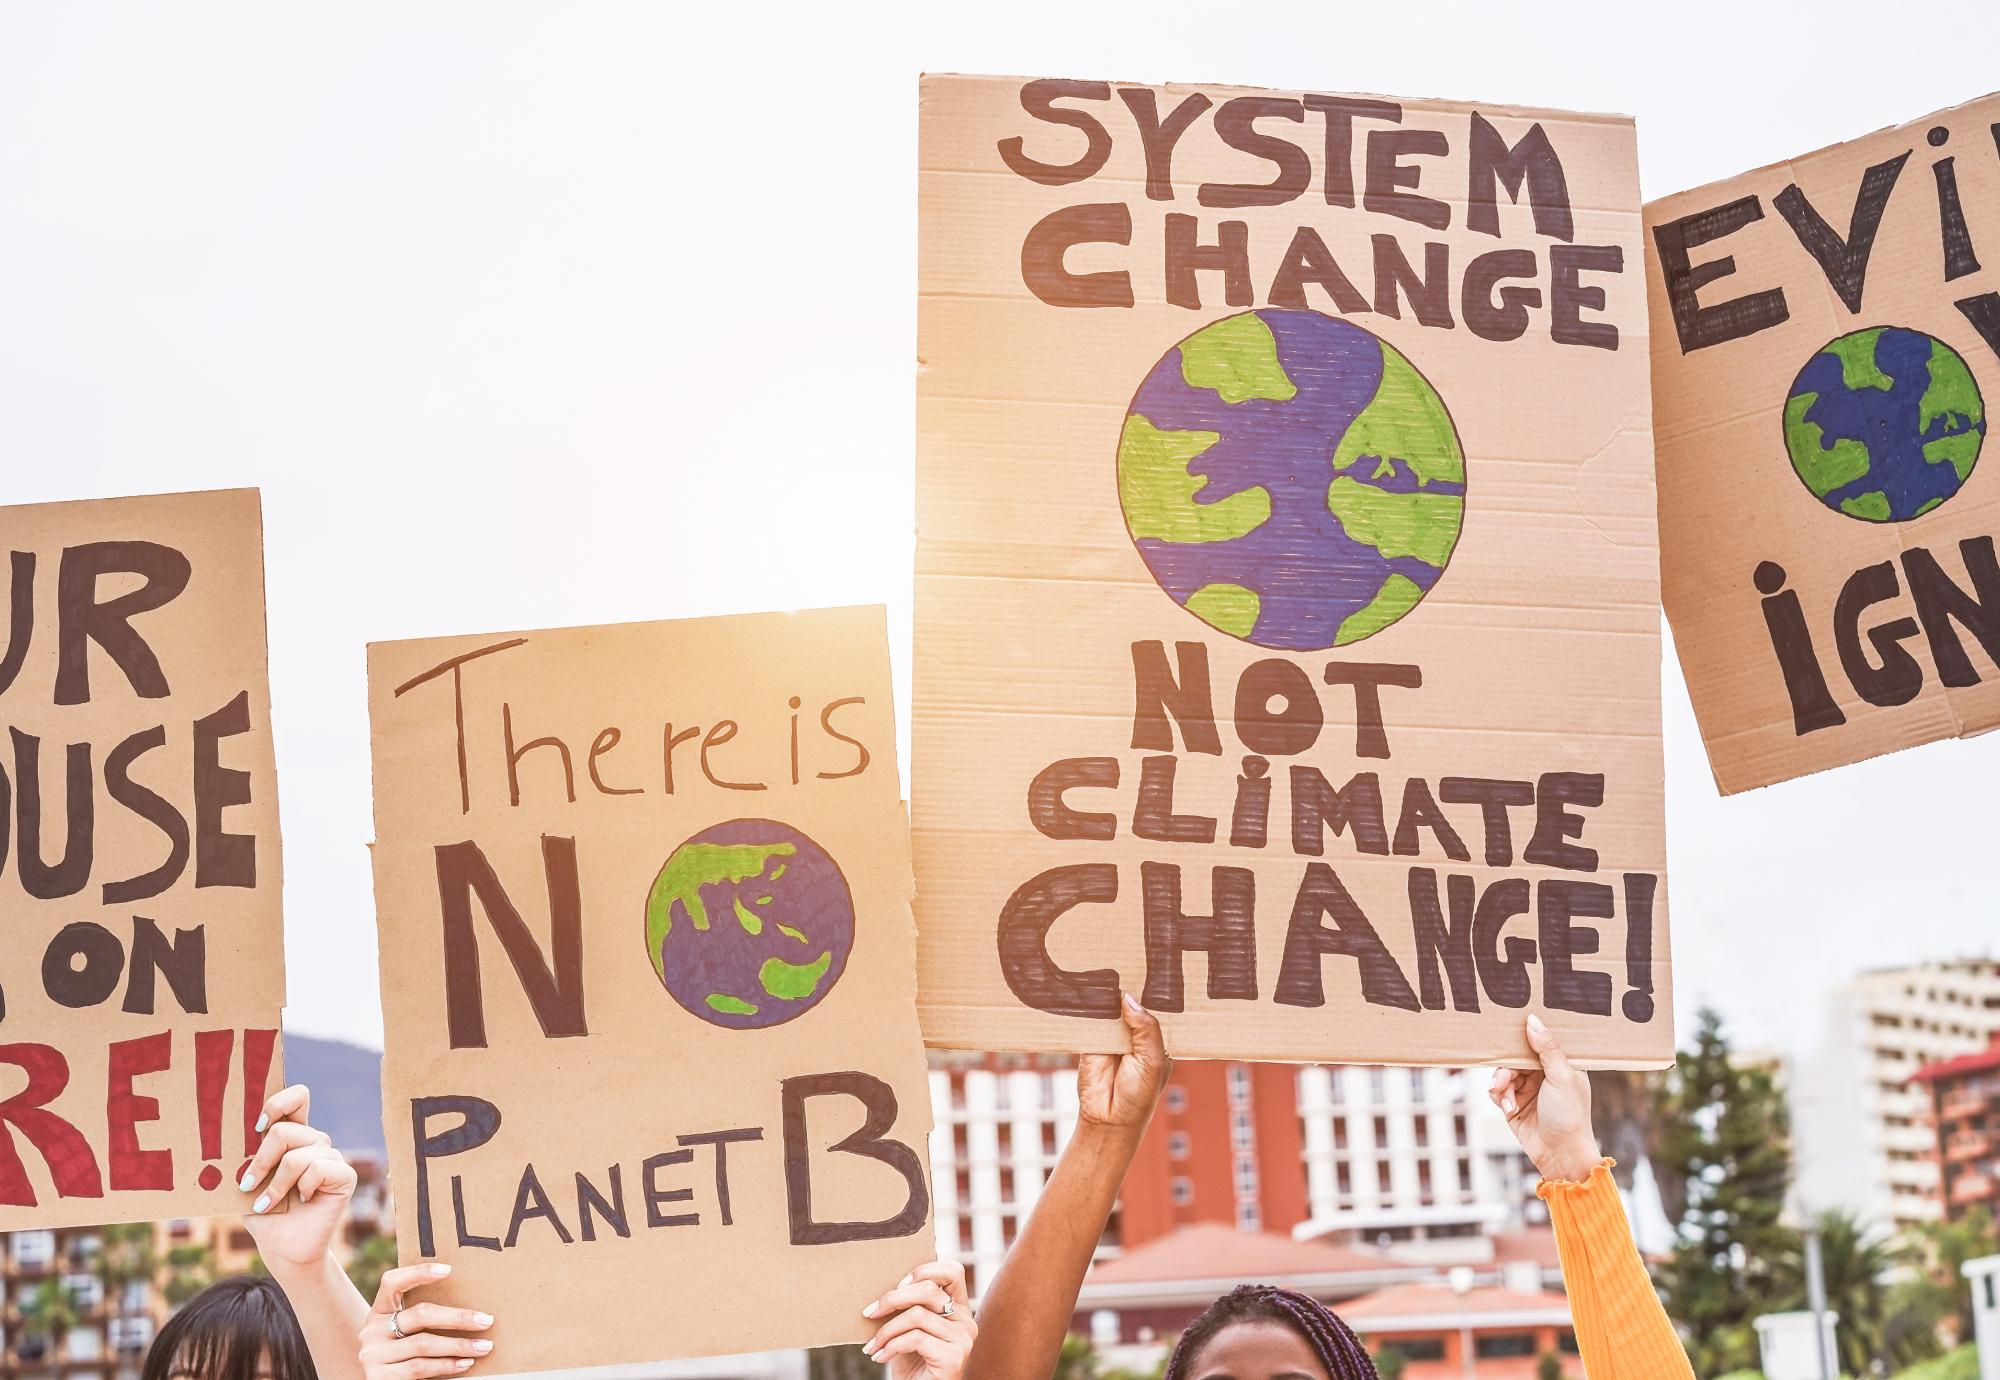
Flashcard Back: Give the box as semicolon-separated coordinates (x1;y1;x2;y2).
1621;874;1657;1023
194;1030;234;1190
237;1028;280;1188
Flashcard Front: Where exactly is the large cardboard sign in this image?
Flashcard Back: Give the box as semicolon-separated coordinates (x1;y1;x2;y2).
0;488;285;1229
368;606;934;1374
1646;94;2000;793
913;74;1670;1069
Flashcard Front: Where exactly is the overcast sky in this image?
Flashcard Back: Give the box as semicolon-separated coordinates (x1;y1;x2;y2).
1;2;1995;1056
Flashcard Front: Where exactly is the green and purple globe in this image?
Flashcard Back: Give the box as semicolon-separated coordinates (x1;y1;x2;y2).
643;819;853;1030
1117;308;1465;651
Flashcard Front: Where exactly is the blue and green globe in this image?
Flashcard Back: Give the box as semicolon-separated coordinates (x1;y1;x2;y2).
643;819;852;1030
1782;325;1986;522
1116;308;1465;651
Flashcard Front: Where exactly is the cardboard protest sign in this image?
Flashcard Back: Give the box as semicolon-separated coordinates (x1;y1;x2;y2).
913;74;1670;1068
1646;94;2000;793
0;488;285;1229
368;606;933;1374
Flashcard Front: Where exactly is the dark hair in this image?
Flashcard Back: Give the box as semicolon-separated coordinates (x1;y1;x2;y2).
143;1275;317;1380
1163;1284;1378;1380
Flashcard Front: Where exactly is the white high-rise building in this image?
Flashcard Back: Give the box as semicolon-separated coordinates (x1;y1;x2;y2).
1292;1065;1540;1263
1793;958;2000;1233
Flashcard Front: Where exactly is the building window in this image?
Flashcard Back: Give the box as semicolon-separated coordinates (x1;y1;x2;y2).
1381;1339;1445;1362
1458;1157;1473;1193
1408;1068;1427;1100
1169;1131;1191;1160
1166;1086;1188;1113
1368;1068;1387;1102
1235;1157;1259;1195
1376;1159;1392;1195
1329;1069;1345;1106
1417;1161;1433;1199
1373;1115;1388;1145
1414;1114;1430;1148
1232;1110;1254;1149
11;1230;56;1268
1236;1200;1261;1231
1171;1177;1194;1205
1228;1065;1252;1106
1334;1120;1349;1150
1337;1162;1352;1195
1476;1334;1539;1359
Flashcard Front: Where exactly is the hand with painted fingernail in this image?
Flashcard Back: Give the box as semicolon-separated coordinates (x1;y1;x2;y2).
860;1260;975;1380
240;1083;357;1270
360;1264;495;1380
1489;1013;1600;1185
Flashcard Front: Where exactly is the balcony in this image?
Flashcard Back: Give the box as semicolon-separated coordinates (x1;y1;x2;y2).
1949;1172;1995;1204
1947;1131;1994;1161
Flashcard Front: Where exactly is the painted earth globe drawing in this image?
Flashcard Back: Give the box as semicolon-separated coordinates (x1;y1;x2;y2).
1782;325;1986;522
1115;307;1466;651
643;818;853;1029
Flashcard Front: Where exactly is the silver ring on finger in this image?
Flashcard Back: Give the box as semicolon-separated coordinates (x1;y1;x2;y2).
940;1298;955;1318
389;1310;406;1341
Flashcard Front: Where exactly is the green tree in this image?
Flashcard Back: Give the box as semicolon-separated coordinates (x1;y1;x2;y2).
1653;1006;1794;1376
1371;1346;1407;1380
1906;1206;1999;1346
1536;1350;1565;1380
21;1277;84;1360
345;1234;399;1302
1772;1211;1900;1374
163;1243;218;1309
1053;1333;1101;1380
92;1222;158;1333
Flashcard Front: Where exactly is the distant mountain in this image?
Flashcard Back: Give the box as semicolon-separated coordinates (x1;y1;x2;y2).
284;1033;386;1157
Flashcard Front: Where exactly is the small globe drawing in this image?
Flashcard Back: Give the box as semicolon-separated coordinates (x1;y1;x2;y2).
1116;308;1465;651
642;818;853;1030
1781;325;1986;522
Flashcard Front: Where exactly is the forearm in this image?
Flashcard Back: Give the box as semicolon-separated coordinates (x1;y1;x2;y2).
264;1251;370;1380
964;1120;1143;1380
1540;1162;1693;1380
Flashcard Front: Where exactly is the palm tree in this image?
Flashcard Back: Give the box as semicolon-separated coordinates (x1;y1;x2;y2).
1907;1206;1999;1345
1772;1210;1901;1375
20;1276;83;1362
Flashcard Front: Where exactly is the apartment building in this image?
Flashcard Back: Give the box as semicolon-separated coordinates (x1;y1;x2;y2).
1792;958;2000;1233
0;1155;391;1379
926;1051;1541;1299
1911;1033;2000;1222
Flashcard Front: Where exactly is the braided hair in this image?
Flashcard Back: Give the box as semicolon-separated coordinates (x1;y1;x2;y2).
1161;1284;1379;1380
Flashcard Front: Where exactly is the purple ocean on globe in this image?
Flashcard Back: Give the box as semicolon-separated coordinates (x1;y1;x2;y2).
643;818;855;1030
1117;308;1466;651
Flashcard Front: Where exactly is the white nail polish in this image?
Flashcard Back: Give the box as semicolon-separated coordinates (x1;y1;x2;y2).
432;1263;452;1276
252;1194;271;1214
255;1113;269;1134
238;1171;257;1192
473;1314;493;1328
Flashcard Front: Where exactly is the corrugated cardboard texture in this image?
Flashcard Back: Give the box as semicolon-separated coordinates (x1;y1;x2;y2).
914;75;1670;1069
0;488;286;1230
1646;93;2000;793
367;606;934;1375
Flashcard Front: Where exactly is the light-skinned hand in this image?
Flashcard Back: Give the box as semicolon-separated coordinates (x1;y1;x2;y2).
1489;1013;1601;1184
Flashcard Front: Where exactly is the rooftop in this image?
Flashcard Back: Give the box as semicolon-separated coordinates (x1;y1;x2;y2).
1911;1033;2000;1085
1340;1281;1574;1334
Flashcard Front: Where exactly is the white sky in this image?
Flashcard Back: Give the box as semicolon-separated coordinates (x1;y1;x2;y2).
1;1;1996;1056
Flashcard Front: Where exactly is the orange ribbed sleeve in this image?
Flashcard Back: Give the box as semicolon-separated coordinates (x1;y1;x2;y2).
1538;1159;1694;1380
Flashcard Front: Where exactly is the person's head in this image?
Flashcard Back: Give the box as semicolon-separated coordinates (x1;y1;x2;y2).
143;1275;316;1380
1163;1285;1378;1380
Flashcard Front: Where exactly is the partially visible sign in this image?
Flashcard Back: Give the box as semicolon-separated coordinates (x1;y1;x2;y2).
1647;93;2000;792
368;606;933;1375
0;488;285;1229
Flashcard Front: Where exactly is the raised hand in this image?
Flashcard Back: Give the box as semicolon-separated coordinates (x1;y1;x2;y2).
359;1264;494;1380
1490;1013;1601;1184
862;1261;976;1380
1077;994;1172;1132
240;1084;357;1269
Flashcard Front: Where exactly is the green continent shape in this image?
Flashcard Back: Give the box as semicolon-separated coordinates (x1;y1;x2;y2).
1330;342;1463;486
1784;391;1872;498
644;841;797;979
733;898;764;935
1840;490;1892;521
707;993;758;1015
1826;328;1891;392
1919;339;1985;481
1325;477;1462;568
1184;583;1261;638
1178;313;1297;403
760;951;833;1000
1118;415;1271;543
1336;574;1426;645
